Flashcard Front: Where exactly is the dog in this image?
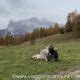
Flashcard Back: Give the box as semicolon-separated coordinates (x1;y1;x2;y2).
31;47;51;61
31;45;58;61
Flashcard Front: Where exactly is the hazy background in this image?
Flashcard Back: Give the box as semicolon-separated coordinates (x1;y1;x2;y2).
0;0;80;29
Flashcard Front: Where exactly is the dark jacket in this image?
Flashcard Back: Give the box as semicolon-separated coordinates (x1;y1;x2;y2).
48;47;58;61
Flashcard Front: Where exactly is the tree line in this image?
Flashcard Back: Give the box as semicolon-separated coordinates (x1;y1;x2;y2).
0;23;64;45
65;10;80;38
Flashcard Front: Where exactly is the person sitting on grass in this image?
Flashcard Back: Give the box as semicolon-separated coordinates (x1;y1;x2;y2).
48;44;59;61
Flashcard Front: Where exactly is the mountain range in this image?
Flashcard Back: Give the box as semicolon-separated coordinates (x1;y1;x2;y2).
0;17;53;36
0;29;6;36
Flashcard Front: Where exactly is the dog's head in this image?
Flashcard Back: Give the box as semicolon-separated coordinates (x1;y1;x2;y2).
31;55;36;59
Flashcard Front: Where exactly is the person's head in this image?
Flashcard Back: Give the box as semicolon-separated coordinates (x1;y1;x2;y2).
49;44;55;49
48;44;57;50
49;44;53;48
46;44;53;49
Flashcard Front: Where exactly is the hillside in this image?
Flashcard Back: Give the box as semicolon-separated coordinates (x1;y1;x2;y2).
0;34;80;80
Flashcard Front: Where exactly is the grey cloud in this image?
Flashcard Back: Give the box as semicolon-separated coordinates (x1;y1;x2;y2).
7;0;23;9
0;6;10;16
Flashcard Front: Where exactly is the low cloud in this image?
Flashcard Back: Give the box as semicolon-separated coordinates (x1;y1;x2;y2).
7;0;23;9
0;6;10;16
0;0;80;29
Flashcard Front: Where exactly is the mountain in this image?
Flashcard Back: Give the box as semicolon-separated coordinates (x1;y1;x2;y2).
7;17;53;36
0;29;7;36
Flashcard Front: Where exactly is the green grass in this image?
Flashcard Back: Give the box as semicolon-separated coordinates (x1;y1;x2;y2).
0;34;80;80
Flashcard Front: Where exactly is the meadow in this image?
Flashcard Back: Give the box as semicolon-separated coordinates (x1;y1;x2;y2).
0;34;80;80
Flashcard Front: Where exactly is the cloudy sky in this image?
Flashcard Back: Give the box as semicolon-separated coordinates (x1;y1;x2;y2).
0;0;80;29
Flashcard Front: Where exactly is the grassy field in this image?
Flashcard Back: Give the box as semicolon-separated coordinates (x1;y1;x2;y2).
0;34;80;80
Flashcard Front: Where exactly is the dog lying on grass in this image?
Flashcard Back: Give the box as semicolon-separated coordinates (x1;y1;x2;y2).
32;47;49;61
31;45;58;61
